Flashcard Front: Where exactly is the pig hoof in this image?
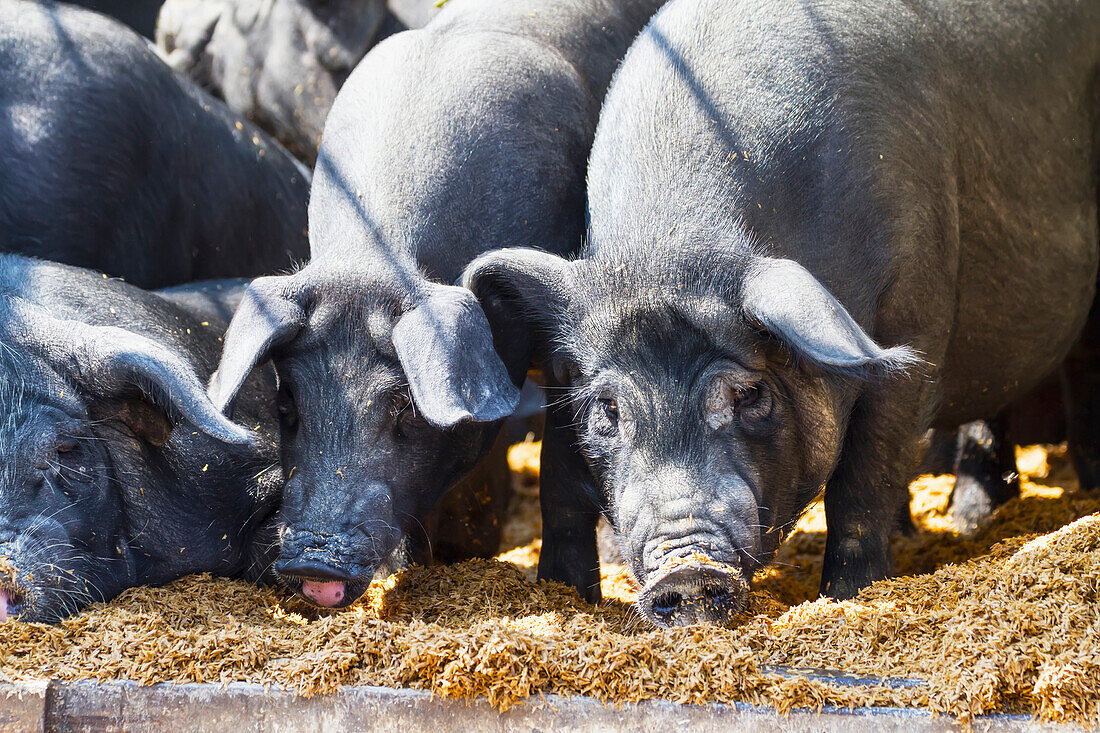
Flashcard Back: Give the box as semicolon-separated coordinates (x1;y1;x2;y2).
537;550;602;604
948;471;1018;536
821;534;891;600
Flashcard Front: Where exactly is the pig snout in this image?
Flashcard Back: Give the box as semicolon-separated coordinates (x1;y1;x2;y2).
275;557;359;608
0;586;24;622
637;560;748;627
300;579;346;607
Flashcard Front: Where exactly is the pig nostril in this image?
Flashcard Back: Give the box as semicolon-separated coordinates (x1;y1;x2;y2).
652;591;682;619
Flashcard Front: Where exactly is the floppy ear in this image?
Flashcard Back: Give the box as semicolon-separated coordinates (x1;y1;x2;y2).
461;248;575;332
9;300;256;445
741;258;921;376
462;248;579;387
208;275;306;415
392;284;520;429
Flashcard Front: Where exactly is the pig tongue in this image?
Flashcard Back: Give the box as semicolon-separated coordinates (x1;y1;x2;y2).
301;580;346;607
0;589;9;622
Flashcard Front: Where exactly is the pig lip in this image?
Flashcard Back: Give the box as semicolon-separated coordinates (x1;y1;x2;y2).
300;579;348;608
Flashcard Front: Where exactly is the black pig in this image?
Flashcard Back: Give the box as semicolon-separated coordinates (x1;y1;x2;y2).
208;0;664;608
65;0;163;38
465;0;1100;626
0;0;310;289
0;256;280;623
156;0;440;162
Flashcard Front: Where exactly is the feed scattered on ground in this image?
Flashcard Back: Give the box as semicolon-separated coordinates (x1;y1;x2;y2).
0;443;1095;725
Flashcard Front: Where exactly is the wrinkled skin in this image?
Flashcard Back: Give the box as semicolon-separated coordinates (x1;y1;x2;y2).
0;256;281;623
465;0;1100;626
1;0;310;289
156;0;440;163
208;0;665;608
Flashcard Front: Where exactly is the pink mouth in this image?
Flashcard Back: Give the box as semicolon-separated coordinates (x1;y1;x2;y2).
300;580;346;607
0;589;9;622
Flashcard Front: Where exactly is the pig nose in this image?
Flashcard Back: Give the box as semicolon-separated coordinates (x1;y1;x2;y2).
0;587;25;622
276;558;353;608
301;580;345;607
639;563;747;627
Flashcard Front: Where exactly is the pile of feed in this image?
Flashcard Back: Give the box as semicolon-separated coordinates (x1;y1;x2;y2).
0;439;1098;725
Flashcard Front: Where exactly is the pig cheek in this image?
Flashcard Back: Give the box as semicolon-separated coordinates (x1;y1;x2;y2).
607;465;653;571
597;437;638;513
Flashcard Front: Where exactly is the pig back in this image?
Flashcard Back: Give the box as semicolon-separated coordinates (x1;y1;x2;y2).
307;0;664;284
586;0;1099;422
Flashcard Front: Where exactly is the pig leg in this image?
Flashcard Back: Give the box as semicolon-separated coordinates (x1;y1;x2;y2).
424;431;513;563
1061;293;1100;491
916;428;958;476
537;397;603;604
948;417;1019;532
820;387;926;600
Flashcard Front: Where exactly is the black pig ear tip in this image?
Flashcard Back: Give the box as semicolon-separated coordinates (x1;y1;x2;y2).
206;371;235;415
221;424;261;447
187;404;261;445
467;386;522;423
417;387;520;429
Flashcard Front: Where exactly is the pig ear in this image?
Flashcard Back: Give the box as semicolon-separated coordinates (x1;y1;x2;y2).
8;300;256;445
461;247;576;340
392;284;521;428
208;276;306;415
78;327;258;445
741;258;921;376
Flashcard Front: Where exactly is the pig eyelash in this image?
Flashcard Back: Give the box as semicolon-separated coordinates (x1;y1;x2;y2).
565;391;604;434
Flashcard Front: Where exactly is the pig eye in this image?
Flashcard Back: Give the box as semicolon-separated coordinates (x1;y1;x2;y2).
707;380;769;429
733;383;774;428
277;387;299;434
56;439;79;454
592;395;619;435
391;390;412;415
736;385;760;410
391;390;422;439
